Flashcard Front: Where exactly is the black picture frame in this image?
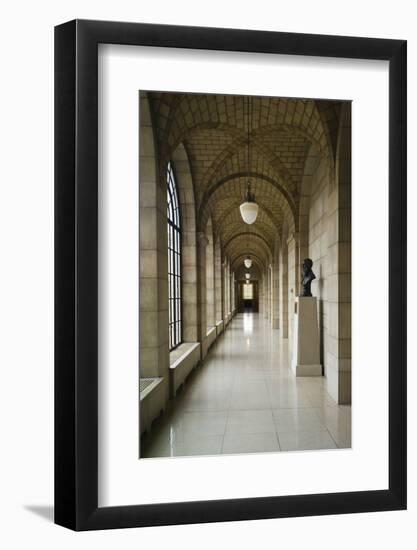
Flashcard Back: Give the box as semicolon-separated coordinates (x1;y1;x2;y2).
55;19;407;531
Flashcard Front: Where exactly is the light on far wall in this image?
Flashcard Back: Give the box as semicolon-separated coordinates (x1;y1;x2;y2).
245;273;250;280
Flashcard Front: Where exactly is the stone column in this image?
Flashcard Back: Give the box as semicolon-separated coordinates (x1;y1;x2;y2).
231;271;235;314
279;243;289;338
325;104;352;404
229;269;233;316
265;270;269;318
139;93;169;403
214;238;222;324
287;233;296;360
197;231;209;358
267;264;273;321
221;253;226;322
272;258;280;329
205;225;215;332
258;275;264;316
224;259;229;318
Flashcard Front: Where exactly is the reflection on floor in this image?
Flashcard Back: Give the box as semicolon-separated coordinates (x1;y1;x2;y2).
141;313;351;458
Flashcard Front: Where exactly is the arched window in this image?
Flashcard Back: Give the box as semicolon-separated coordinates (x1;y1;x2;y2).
167;161;182;350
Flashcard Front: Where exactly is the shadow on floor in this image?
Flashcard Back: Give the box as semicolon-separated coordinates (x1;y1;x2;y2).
24;505;54;523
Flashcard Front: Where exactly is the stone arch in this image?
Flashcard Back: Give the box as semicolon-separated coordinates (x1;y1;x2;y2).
198;132;299;197
223;231;272;255
198;172;296;232
231;253;266;273
227;235;271;266
152;95;332;162
235;263;262;280
215;202;278;243
221;217;276;251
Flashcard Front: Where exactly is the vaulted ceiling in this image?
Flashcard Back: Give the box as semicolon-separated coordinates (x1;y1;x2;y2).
147;92;342;273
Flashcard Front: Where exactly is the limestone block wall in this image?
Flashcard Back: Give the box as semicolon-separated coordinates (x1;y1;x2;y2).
307;154;330;373
214;237;223;323
306;105;351;405
269;264;274;324
258;276;264;316
224;259;231;317
221;254;226;320
287;233;296;359
197;231;209;358
334;104;352;404
205;218;215;332
278;243;289;338
264;266;271;320
231;271;235;312
139;92;169;403
272;251;280;329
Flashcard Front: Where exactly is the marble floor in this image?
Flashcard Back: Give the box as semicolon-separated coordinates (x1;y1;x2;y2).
141;313;351;459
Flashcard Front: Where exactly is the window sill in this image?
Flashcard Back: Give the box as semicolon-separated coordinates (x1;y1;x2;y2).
169;342;201;397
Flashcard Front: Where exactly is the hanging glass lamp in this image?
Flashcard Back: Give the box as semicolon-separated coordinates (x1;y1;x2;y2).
239;181;258;224
244;256;252;268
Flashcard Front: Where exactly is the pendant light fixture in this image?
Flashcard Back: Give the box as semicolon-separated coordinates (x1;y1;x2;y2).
245;273;250;280
239;182;259;224
244;256;252;268
239;95;259;225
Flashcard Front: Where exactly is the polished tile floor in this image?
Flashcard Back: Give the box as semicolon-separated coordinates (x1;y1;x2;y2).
141;313;351;458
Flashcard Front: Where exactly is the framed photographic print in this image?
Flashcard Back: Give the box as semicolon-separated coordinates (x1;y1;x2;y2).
55;20;407;530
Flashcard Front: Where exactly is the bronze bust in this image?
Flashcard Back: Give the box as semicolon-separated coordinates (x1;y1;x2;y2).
301;258;316;297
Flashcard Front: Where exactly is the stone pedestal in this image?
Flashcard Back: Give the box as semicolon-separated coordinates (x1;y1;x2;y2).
291;296;322;376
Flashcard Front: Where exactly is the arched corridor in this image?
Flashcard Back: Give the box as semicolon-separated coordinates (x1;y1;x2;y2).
139;91;351;458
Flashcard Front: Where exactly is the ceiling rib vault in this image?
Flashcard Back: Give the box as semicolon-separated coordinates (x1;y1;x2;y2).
148;92;342;273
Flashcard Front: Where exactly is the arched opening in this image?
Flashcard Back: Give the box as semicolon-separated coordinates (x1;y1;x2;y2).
171;143;198;343
235;263;261;313
167;161;182;350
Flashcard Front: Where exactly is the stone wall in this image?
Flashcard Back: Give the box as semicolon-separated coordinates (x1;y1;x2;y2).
139;92;169;402
214;237;223;323
205;217;215;332
304;105;351;403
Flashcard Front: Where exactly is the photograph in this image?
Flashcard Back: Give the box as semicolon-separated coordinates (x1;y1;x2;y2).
139;91;352;459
